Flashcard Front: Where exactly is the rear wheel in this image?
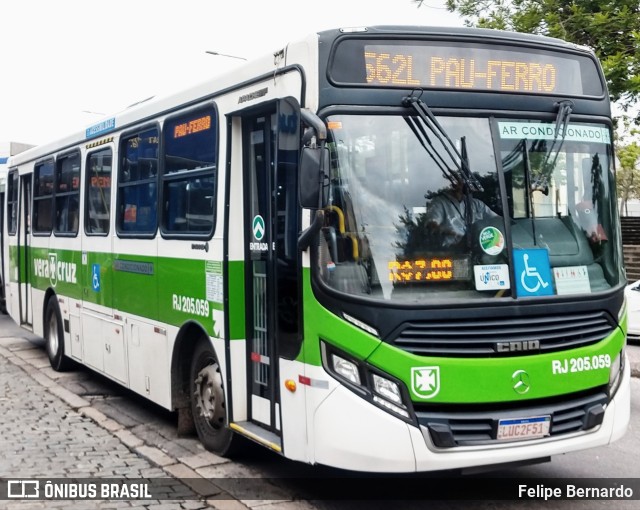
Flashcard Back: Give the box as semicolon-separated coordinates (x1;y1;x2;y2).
44;298;73;372
190;340;245;456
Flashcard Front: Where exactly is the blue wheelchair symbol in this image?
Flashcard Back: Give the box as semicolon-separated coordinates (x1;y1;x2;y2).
92;264;101;292
513;249;553;297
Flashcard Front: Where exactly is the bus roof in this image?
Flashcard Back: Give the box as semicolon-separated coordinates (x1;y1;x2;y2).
8;25;596;167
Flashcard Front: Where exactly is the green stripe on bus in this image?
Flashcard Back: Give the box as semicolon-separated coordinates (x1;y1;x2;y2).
17;246;236;337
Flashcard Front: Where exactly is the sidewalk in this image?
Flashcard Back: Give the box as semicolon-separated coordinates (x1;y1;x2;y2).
0;339;216;509
0;314;315;510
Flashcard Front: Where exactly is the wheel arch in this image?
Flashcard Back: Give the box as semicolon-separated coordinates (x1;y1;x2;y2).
41;287;57;328
170;320;214;411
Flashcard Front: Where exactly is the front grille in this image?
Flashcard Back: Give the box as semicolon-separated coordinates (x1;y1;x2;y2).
391;310;616;357
416;389;608;447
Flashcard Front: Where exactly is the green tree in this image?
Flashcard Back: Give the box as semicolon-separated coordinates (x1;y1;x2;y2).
616;138;640;215
414;0;640;117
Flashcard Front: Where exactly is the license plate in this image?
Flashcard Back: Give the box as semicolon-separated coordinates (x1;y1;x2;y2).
497;416;551;441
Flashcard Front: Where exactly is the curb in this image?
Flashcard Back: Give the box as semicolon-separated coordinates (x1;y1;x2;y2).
0;339;251;509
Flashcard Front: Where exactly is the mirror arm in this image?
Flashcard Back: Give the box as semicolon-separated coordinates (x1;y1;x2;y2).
298;209;325;251
298;109;328;251
300;109;327;143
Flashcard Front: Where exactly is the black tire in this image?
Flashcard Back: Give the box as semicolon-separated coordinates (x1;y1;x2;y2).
189;340;244;456
44;298;73;372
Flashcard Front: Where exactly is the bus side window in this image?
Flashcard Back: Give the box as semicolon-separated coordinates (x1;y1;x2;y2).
7;170;19;235
161;106;217;237
33;159;54;235
86;148;112;235
54;151;80;236
117;129;159;236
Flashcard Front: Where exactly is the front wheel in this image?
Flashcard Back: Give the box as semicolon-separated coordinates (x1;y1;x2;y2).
44;298;73;372
189;340;245;456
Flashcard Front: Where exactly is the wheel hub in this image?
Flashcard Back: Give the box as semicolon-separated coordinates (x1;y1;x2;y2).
194;364;224;428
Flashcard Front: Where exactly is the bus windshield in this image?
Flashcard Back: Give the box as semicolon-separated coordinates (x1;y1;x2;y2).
317;113;620;303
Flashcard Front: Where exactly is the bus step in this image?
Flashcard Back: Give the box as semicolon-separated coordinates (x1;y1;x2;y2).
230;421;282;453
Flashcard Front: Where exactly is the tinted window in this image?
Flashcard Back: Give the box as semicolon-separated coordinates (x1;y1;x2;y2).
117;128;159;235
33;159;54;234
162;107;217;236
7;170;18;235
55;151;80;235
86;148;112;235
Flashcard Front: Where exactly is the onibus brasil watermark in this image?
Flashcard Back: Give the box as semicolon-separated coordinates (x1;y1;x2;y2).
5;480;152;500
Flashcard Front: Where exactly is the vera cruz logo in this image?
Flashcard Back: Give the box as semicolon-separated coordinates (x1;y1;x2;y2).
33;252;77;287
411;366;440;399
49;253;58;287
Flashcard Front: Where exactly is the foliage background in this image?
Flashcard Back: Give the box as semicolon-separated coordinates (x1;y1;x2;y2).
414;0;640;211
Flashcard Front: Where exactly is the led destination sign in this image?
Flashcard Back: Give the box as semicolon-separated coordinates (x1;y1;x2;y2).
388;257;471;283
173;114;212;139
330;40;603;96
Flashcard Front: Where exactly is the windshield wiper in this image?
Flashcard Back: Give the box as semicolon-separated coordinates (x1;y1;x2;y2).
403;115;455;181
521;138;540;246
541;99;574;175
402;90;483;193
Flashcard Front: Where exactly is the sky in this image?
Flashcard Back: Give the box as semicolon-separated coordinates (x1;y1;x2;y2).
0;0;463;147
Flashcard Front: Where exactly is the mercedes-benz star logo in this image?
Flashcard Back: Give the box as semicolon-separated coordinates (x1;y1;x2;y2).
511;369;530;394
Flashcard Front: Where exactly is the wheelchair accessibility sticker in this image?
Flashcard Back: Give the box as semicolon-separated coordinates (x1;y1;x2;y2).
513;249;553;297
92;264;101;292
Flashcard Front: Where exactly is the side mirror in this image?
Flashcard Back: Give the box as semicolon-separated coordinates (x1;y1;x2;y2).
299;146;329;209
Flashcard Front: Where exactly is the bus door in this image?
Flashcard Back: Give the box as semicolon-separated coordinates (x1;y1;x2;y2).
18;174;32;326
241;98;301;435
80;147;122;381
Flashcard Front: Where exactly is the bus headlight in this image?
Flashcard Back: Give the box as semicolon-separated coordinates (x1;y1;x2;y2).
321;341;415;423
372;373;402;405
372;373;410;418
331;353;361;385
608;350;624;396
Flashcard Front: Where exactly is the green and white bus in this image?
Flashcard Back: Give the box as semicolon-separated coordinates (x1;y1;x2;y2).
3;25;630;473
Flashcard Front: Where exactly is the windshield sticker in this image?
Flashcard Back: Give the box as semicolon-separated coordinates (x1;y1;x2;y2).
479;226;505;255
553;266;591;295
513;249;554;297
498;122;610;144
474;264;510;291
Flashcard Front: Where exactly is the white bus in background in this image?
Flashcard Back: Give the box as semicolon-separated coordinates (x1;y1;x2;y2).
1;141;34;313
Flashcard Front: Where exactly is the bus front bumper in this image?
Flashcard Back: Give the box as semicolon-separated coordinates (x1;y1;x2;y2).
312;359;631;473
